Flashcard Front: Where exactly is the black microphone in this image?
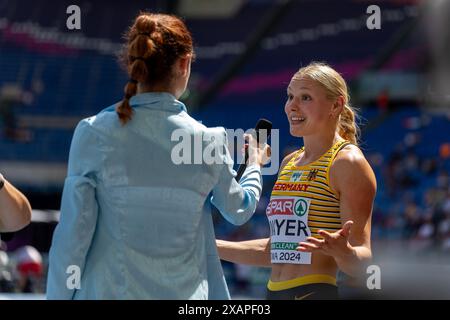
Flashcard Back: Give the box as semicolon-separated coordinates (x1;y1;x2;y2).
235;118;272;181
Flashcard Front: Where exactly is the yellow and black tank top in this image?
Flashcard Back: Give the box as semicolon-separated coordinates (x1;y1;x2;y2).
266;140;350;265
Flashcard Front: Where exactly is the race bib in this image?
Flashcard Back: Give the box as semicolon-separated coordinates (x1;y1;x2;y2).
266;196;312;264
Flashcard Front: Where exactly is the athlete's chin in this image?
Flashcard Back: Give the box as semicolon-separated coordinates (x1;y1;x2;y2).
289;127;305;138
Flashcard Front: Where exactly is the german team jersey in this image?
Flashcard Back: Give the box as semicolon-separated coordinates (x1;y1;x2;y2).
267;140;350;265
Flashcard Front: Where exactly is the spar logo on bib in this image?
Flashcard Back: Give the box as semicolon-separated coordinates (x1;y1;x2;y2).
267;198;309;216
294;199;308;216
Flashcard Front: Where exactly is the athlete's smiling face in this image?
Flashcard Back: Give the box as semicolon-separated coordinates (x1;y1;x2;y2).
284;76;336;138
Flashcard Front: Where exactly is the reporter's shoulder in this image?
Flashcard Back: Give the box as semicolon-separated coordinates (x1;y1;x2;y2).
74;116;97;135
175;112;211;133
202;125;228;144
72;114;110;145
74;104;119;135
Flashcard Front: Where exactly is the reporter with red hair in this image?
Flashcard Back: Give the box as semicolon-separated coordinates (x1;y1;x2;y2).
46;12;268;300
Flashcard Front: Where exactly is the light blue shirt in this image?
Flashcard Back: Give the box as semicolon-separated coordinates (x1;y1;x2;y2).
46;92;262;299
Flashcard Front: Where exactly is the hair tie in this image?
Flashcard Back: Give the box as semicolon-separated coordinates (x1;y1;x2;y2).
138;32;151;37
131;56;146;62
129;79;138;84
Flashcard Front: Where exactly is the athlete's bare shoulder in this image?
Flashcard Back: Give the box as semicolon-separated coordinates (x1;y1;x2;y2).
334;144;366;163
330;144;377;195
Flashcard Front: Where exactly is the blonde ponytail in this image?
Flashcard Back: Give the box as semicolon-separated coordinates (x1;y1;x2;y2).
338;104;359;145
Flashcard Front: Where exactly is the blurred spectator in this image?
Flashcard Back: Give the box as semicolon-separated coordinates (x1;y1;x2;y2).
439;143;450;159
233;263;252;294
0;250;14;292
421;158;437;176
437;212;450;242
409;212;435;254
376;88;390;114
0;84;33;142
13;246;43;293
403;202;421;239
367;152;384;168
437;170;449;190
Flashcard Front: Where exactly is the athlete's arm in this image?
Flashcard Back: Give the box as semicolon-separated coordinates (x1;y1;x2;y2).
327;146;375;276
216;238;271;267
298;145;375;277
0;177;32;232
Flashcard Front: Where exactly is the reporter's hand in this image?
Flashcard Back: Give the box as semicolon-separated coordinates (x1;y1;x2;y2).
243;133;271;167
